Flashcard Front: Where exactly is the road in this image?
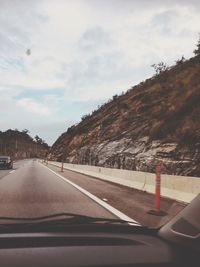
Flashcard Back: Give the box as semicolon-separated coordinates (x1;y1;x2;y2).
47;162;185;227
0;159;184;226
0;159;117;219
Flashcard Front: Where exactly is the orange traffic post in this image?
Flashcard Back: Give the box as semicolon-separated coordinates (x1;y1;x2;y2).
147;163;167;216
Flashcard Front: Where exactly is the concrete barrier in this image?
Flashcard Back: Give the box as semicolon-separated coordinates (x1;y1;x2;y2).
48;161;200;203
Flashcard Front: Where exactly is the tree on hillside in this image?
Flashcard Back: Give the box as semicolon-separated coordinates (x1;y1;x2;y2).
194;34;200;56
112;94;118;101
22;129;29;134
34;135;49;148
151;61;169;75
81;114;91;121
175;56;185;65
35;135;44;144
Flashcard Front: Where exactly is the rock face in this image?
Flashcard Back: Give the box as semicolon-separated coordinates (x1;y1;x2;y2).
51;56;200;177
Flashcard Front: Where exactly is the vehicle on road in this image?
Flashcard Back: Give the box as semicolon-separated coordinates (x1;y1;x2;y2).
0;156;13;169
0;193;199;267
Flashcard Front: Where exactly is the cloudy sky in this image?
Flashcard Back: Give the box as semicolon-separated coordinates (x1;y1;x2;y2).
0;0;199;145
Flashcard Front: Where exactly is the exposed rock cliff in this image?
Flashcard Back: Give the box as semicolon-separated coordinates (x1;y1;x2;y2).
51;55;200;177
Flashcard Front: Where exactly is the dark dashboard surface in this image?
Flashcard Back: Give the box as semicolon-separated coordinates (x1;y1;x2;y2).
0;225;199;267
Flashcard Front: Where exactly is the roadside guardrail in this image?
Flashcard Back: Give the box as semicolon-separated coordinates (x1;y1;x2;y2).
46;161;200;203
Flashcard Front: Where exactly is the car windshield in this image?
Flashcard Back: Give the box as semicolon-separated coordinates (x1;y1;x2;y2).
0;0;199;231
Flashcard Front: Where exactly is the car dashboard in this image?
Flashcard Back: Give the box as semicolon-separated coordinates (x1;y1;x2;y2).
0;225;199;267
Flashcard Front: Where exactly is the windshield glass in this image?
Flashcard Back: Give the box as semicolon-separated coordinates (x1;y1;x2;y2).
0;0;199;230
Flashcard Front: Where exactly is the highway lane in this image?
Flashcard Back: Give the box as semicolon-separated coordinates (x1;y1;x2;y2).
0;159;116;219
0;159;28;180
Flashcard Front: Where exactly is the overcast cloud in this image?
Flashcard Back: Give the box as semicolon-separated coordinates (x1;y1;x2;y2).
0;0;199;144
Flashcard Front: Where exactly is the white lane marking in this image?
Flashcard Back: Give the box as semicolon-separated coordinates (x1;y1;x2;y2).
9;170;15;174
41;163;138;224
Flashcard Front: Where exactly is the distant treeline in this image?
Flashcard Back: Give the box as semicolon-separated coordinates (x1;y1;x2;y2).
0;129;49;159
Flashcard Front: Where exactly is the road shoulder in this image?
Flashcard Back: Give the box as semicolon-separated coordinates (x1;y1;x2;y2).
44;163;186;227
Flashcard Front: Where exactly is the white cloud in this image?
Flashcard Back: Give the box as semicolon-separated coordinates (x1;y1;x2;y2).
17;98;50;115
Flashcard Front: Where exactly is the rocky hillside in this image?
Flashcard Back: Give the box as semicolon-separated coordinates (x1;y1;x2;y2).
0;129;49;159
50;55;200;177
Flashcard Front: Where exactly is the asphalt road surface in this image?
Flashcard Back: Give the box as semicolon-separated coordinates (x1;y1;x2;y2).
47;162;185;228
0;159;185;226
0;159;117;219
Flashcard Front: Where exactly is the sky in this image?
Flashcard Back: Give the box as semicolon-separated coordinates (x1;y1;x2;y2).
0;0;200;145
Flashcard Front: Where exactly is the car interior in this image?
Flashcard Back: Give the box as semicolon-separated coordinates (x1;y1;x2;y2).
0;194;199;267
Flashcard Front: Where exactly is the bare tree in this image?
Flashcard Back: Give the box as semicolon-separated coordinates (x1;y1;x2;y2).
151;62;169;75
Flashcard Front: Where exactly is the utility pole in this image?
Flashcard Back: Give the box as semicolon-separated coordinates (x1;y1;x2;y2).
0;139;2;154
5;143;7;155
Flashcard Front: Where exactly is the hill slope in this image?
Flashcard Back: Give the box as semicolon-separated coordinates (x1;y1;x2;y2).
0;129;49;159
50;55;200;176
